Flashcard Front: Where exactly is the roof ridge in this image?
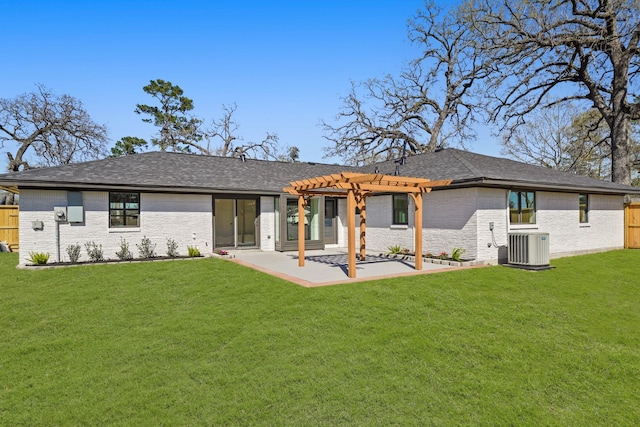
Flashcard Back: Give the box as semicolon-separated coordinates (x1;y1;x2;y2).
448;149;484;177
142;150;350;167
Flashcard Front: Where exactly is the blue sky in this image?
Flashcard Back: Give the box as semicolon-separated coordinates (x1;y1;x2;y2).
2;0;500;169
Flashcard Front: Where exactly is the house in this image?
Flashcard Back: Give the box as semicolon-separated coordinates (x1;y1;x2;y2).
0;148;636;266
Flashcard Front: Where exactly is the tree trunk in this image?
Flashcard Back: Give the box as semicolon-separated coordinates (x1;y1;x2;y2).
610;112;631;184
610;53;631;185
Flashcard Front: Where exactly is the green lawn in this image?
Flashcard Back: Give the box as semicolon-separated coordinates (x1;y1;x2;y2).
1;251;639;426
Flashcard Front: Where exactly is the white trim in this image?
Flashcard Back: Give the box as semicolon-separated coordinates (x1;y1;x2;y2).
108;227;141;233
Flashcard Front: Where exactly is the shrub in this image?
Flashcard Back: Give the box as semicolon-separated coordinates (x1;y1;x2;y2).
166;238;179;258
28;251;50;265
137;236;156;259
85;241;104;262
451;247;467;262
115;237;133;260
66;243;81;263
187;246;201;257
438;251;448;260
214;248;228;256
386;244;402;255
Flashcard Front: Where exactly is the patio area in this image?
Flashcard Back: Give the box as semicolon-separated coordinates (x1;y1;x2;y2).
229;248;463;287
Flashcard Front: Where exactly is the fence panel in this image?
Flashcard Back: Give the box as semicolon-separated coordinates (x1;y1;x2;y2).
625;203;640;249
0;206;19;251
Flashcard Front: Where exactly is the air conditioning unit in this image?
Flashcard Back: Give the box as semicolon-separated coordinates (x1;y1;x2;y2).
508;232;550;266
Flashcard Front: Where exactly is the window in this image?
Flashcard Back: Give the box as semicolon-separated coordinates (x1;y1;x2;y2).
579;194;588;223
109;192;140;227
67;191;84;223
285;198;320;241
392;194;409;225
509;191;536;224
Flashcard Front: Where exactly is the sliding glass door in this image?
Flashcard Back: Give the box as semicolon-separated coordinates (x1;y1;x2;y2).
236;199;257;246
214;197;259;248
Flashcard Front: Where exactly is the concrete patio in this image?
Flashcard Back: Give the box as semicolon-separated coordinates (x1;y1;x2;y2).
228;248;461;287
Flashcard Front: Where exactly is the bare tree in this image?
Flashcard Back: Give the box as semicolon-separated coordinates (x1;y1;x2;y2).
464;0;640;184
208;103;240;157
502;102;612;179
0;84;108;171
322;2;489;165
207;103;299;161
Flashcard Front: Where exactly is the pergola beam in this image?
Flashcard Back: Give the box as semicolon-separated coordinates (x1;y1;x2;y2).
0;186;19;194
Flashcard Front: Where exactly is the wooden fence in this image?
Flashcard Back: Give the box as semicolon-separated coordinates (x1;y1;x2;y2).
0;205;19;251
625;203;640;249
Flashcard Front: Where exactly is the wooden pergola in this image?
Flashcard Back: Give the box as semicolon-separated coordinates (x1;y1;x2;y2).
284;172;451;279
0;186;19;194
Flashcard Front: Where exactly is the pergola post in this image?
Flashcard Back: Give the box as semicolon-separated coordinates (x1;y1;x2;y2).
412;192;423;271
298;195;305;267
359;199;366;261
347;189;357;278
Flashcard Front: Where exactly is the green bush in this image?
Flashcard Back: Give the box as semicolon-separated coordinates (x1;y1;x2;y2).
66;243;81;263
84;241;104;262
115;237;133;260
136;236;156;259
27;251;50;265
386;244;402;255
451;247;467;262
187;246;201;257
166;238;179;257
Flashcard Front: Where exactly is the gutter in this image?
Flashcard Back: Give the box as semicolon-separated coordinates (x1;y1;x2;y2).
432;178;640;196
0;181;285;196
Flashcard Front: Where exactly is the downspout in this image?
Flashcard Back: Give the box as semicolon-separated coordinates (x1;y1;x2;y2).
55;220;61;263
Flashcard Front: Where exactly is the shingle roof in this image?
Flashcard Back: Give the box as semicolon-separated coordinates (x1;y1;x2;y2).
0;148;637;195
0;152;355;194
362;148;638;194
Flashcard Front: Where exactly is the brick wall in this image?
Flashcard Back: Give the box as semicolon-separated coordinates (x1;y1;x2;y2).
532;192;624;256
19;189;213;264
338;188;625;263
18;188;625;265
260;196;276;251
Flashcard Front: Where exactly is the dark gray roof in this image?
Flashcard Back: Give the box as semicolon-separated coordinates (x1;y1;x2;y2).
0;148;637;195
362;148;638;195
0;152;354;194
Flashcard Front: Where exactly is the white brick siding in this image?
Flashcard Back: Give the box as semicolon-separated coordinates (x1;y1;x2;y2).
365;195;415;252
260;196;276;251
337;188;625;263
336;198;348;247
362;189;480;259
18;187;625;266
19;189;213;264
474;188;509;263
525;192;624;256
423;188;479;259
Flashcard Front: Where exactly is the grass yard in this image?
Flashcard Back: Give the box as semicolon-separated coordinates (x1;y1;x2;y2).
1;250;639;426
